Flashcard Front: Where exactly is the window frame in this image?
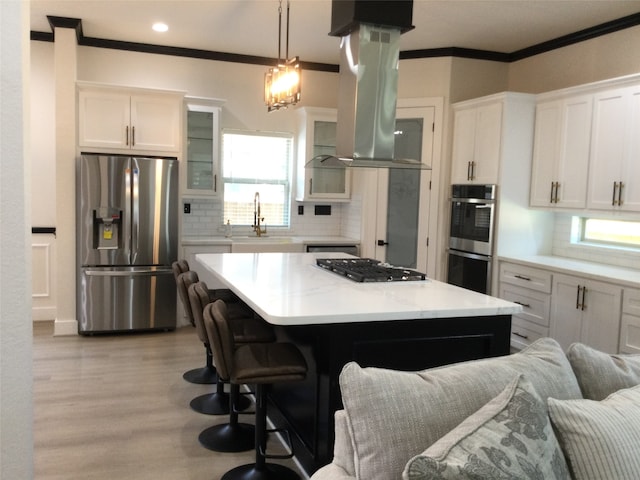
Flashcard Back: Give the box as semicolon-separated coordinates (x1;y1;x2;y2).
221;129;294;228
578;216;640;250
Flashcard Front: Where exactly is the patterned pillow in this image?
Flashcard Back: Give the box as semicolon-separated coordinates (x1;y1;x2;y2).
548;384;640;480
567;342;640;400
403;375;570;480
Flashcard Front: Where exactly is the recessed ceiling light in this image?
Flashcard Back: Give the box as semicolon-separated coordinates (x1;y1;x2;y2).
152;22;169;33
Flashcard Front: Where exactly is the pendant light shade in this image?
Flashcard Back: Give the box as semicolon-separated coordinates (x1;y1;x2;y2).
265;0;301;111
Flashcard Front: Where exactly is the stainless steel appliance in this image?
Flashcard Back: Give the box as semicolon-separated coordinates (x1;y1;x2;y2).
77;153;179;334
446;184;496;294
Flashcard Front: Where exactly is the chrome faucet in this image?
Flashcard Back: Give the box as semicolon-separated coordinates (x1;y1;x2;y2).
252;191;267;237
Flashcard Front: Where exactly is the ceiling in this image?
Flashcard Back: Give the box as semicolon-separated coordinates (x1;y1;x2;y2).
30;1;640;65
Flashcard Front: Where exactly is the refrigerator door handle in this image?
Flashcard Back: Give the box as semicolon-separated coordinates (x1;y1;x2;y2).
132;166;140;264
84;267;173;277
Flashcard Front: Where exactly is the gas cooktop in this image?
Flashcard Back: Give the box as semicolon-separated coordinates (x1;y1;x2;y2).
316;258;427;283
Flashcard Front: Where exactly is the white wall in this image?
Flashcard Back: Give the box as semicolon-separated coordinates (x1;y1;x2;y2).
1;0;33;477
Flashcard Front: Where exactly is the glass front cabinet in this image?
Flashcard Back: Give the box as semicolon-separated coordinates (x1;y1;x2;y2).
295;107;351;201
183;97;224;196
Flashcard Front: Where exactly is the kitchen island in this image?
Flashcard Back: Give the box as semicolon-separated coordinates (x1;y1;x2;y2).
195;252;521;475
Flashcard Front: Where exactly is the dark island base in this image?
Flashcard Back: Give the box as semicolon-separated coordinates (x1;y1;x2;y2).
266;314;512;477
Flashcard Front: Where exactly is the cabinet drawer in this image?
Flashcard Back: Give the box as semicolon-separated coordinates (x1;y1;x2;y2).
623;288;640;316
499;262;552;293
619;313;640;354
499;283;550;327
511;317;549;351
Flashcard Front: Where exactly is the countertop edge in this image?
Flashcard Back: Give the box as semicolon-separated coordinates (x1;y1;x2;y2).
498;255;640;289
182;236;360;246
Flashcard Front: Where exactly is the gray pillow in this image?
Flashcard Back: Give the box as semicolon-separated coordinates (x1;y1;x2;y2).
548;384;640;480
403;375;571;480
567;342;640;400
338;338;582;480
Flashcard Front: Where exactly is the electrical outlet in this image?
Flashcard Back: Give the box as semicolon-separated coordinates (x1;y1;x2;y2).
183;203;191;214
298;205;304;215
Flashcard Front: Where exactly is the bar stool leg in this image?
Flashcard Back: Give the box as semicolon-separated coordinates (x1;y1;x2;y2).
198;383;254;452
221;384;301;480
182;345;217;384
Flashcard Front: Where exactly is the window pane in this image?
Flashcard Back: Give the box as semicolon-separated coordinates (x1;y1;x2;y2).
582;218;640;247
222;130;292;227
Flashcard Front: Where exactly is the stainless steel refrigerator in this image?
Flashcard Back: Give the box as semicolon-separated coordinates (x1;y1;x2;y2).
77;153;179;334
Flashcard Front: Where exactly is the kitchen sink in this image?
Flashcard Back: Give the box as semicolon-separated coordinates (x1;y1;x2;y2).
230;236;304;253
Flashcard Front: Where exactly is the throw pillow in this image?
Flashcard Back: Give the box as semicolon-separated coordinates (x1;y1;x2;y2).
567;342;640;400
548;384;640;480
338;338;582;480
403;375;570;480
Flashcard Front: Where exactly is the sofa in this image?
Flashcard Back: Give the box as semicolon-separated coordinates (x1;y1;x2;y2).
309;338;640;480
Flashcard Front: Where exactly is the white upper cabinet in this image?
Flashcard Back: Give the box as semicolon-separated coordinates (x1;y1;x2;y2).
182;98;223;197
588;85;640;212
451;100;502;184
529;95;592;209
78;85;182;153
295;107;351;201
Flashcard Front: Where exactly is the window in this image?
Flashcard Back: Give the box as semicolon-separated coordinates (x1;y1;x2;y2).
222;130;293;228
579;217;640;249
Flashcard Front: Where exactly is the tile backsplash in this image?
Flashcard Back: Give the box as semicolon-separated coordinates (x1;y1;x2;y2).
182;197;352;238
552;213;640;270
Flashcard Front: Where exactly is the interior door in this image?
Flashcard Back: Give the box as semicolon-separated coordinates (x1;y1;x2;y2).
374;106;435;270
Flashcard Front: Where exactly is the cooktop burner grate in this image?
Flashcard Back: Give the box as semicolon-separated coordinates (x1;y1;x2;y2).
316;258;426;283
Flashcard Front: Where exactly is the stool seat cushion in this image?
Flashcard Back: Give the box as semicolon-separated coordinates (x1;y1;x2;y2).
233;343;307;385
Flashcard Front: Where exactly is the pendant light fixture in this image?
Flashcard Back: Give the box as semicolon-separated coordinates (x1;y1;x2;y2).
264;0;301;112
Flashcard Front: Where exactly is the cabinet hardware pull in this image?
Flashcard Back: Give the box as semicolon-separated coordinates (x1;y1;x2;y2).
576;285;582;309
619;181;624;206
132;126;135;146
467;161;472;181
214;174;217;193
471;161;476;180
581;286;587;311
613;182;619;206
513;332;529;339
514;274;531;281
309;178;313;195
514;301;531;308
126;126;129;146
550;182;554;203
554;182;560;203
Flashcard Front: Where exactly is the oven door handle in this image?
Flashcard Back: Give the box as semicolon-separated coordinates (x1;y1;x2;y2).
448;249;491;261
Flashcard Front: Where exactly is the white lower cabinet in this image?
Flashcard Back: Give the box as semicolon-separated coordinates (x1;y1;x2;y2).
619;288;640;354
550;273;621;354
499;260;628;353
499;263;551;350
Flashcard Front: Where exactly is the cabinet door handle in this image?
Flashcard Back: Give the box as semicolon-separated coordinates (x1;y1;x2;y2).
309;178;313;195
619;181;624;206
513;331;529;340
581;286;587;311
555;182;560;203
467;161;472;181
125;126;129;146
214;174;217;193
514;301;531;308
471;161;476;181
514;274;531;281
613;182;619;206
576;285;582;309
132;126;135;146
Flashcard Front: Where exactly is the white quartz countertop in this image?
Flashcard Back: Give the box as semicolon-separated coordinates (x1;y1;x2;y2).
196;252;522;326
182;235;359;246
498;255;640;288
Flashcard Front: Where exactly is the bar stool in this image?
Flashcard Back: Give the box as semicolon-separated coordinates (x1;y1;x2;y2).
205;300;308;480
173;260;217;384
188;279;268;416
192;281;277;451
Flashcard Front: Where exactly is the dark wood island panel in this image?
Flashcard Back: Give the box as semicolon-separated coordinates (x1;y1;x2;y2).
267;314;512;476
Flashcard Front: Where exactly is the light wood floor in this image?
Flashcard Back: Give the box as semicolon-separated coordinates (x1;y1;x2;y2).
33;322;305;480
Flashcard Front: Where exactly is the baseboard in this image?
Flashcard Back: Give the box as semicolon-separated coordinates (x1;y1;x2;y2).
32;306;56;321
54;318;78;336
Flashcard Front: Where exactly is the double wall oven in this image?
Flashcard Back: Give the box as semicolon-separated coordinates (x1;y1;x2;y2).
447;184;496;294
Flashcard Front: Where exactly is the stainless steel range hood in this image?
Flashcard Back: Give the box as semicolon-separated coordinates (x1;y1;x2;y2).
310;0;428;170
